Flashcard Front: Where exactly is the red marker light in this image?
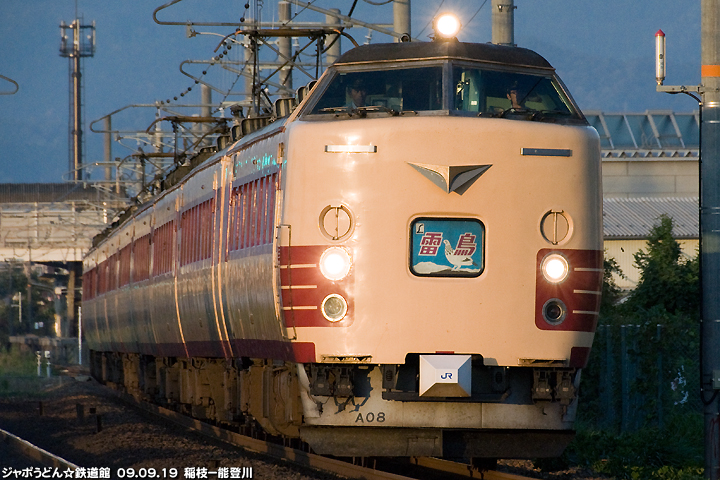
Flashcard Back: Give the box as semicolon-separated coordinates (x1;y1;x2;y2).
656;29;666;85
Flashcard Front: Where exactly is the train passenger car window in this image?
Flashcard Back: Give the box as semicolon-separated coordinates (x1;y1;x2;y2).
152;221;175;276
228;173;278;255
180;199;215;266
83;268;96;300
119;245;131;287
201;199;215;261
308;66;444;115
133;234;151;282
453;65;582;123
108;254;118;291
97;260;108;295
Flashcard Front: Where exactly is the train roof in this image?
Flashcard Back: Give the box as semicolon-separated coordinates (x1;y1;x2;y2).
334;41;554;70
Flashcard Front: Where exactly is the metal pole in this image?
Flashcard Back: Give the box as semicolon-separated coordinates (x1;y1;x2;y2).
72;21;83;181
491;0;515;46
657;324;663;429
104;116;112;183
393;0;411;41
244;34;256;116
78;307;82;365
201;85;212;147
702;1;720;477
26;282;32;330
67;267;75;337
621;325;629;433
325;9;341;66
279;1;294;88
604;325;615;428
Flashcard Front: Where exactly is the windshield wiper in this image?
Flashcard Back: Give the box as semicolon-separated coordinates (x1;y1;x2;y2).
318;105;399;117
354;105;399;116
529;110;573;121
494;107;533;119
319;106;353;115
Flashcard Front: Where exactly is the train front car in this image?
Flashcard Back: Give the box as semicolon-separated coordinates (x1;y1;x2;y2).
284;40;602;459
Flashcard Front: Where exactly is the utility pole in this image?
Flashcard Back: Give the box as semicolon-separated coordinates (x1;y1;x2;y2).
491;0;515;46
656;2;720;477
702;1;720;477
325;8;341;65
393;0;410;41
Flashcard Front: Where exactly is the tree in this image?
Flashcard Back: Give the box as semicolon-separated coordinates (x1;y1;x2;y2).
0;264;56;343
622;214;699;317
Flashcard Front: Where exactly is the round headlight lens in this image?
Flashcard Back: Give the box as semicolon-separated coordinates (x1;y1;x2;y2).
322;294;348;322
541;253;569;284
434;13;462;39
319;247;352;281
542;298;567;325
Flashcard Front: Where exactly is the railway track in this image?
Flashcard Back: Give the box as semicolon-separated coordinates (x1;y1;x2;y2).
0;427;79;471
1;375;546;480
112;388;533;480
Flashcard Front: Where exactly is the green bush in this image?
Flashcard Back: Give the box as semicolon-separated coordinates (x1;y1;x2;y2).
562;215;703;479
0;347;37;376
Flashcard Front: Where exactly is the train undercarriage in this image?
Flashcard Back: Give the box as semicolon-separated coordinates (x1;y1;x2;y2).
90;350;579;459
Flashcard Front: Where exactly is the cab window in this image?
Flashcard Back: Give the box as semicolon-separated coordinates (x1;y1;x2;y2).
453;66;581;122
309;66;444;115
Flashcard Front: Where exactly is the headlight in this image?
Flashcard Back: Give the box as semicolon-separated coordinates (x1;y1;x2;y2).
322;294;348;322
433;13;461;40
542;298;567;325
319;247;352;281
541;253;569;284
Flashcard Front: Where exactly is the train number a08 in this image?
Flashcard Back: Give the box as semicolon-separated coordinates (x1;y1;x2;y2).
355;412;385;423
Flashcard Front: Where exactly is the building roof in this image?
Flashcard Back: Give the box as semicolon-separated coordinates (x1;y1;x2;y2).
0;183;105;204
603;197;698;239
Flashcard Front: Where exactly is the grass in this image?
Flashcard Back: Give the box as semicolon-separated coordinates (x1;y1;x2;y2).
535;414;704;479
0;347;38;376
0;346;58;397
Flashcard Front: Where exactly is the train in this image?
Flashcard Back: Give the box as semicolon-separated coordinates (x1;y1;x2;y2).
82;19;603;462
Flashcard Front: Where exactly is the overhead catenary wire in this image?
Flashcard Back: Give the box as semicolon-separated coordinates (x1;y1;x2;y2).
465;0;489;30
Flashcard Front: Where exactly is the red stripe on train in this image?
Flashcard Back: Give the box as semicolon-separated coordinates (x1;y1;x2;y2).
279;245;355;328
535;249;603;332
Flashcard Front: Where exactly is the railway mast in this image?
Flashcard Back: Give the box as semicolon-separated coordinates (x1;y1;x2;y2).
59;18;95;182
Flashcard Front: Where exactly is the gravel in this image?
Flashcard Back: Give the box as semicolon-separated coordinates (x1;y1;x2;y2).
0;372;609;480
0;375;339;480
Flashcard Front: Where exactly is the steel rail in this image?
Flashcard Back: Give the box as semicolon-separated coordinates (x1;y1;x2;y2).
0;427;80;470
410;457;533;480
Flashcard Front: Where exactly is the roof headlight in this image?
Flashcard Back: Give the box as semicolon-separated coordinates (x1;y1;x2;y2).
541;253;569;284
319;247;352;281
433;13;461;40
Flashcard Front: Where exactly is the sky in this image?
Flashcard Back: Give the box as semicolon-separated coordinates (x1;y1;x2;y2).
0;0;702;184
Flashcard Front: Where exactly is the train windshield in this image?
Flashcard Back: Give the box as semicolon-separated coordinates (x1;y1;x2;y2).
453;65;582;123
308;66;444;115
304;62;583;124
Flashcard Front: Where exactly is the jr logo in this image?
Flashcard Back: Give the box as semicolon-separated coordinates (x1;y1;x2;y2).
440;372;453;380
